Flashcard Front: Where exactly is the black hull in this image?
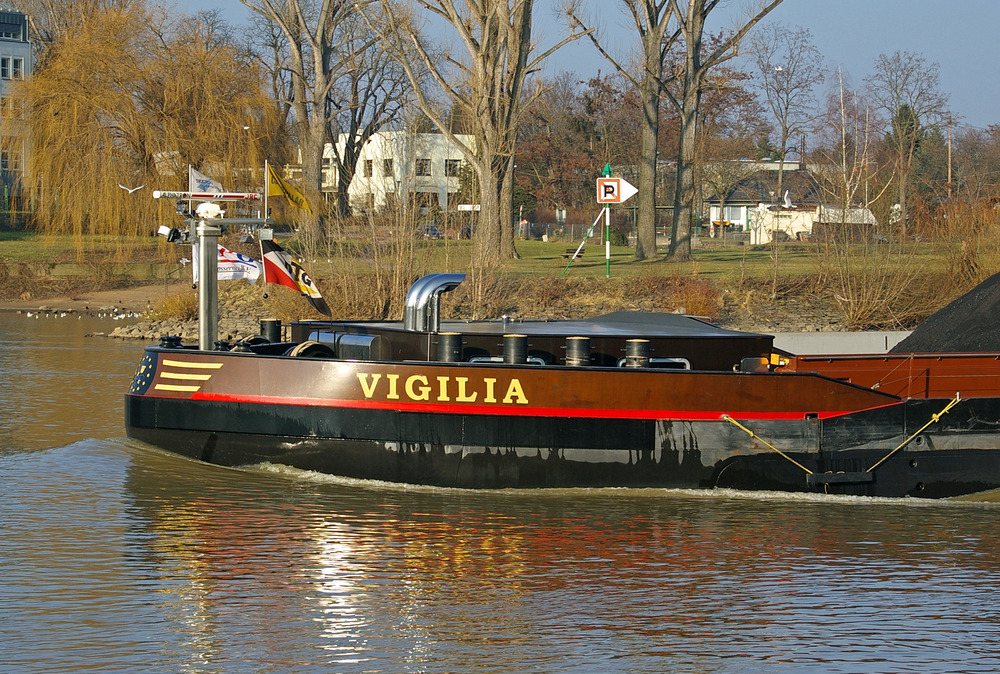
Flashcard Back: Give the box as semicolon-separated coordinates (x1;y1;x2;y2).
125;393;1000;498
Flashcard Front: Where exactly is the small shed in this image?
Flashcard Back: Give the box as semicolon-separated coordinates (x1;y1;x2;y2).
811;205;879;242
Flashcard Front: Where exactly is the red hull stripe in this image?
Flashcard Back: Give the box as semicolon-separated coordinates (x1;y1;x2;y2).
174;391;899;421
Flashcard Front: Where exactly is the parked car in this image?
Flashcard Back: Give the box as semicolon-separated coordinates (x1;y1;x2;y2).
416;225;444;239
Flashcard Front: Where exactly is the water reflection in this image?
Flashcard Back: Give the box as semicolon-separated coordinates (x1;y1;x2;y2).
3;312;1000;672
114;450;1000;672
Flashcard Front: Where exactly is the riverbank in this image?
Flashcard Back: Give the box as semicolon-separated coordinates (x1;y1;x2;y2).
0;277;852;342
0;281;263;342
0;236;956;338
0;281;188;315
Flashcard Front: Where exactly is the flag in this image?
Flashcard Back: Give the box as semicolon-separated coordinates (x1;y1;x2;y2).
192;244;261;284
266;163;313;213
189;166;224;193
259;239;331;316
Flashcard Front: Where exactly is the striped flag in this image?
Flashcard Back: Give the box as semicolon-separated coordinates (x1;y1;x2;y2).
260;239;330;316
191;244;261;284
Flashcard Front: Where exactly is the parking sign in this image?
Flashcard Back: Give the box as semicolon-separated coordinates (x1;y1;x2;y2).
596;177;638;204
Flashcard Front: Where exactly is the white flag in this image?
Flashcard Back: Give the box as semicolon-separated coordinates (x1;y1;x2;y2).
192;244;261;284
189;166;224;193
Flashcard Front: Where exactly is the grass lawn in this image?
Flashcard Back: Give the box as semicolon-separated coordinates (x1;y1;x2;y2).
411;237;953;283
0;231;169;263
0;229;955;284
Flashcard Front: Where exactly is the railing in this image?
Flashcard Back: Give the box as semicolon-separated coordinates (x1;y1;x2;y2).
780;352;1000;399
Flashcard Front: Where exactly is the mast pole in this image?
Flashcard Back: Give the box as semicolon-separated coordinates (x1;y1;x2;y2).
196;217;221;350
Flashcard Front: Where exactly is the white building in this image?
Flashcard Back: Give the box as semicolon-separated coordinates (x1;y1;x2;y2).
747;204;878;245
322;131;474;214
746;204;814;244
0;4;31;191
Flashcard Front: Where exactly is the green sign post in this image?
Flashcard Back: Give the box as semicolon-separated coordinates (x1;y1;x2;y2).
595;164;638;277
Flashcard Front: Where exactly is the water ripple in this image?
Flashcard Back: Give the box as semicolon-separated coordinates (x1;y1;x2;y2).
4;312;1000;671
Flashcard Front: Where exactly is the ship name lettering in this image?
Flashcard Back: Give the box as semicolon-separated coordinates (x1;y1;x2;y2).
356;372;528;405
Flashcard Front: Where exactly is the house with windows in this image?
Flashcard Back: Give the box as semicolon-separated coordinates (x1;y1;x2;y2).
703;161;880;244
0;3;30;201
703;161;824;232
321;131;473;214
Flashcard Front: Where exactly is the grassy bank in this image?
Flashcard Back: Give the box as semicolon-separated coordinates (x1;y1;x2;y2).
0;230;972;330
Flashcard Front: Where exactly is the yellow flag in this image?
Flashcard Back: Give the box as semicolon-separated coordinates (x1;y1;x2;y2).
267;163;313;214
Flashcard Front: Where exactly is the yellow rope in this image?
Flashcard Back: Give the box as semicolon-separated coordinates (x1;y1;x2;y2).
722;415;814;475
866;393;963;473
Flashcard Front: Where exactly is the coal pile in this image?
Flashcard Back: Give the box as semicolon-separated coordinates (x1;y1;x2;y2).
891;273;1000;353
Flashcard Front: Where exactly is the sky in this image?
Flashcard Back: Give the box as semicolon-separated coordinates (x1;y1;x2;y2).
186;0;999;131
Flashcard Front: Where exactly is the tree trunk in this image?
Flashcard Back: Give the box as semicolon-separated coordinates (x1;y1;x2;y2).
335;137;360;218
669;71;701;261
295;112;326;237
472;150;511;269
635;53;662;260
500;153;519;259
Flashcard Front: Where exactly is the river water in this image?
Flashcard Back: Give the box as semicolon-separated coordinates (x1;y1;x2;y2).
2;312;1000;673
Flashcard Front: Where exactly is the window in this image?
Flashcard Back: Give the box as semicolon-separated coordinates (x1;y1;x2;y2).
445;159;461;177
415;158;431;176
1;58;9;80
383;158;393;177
12;58;22;80
1;148;19;172
364;159;373;178
0;21;22;40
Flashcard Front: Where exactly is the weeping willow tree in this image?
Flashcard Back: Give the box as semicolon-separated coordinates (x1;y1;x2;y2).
10;2;280;256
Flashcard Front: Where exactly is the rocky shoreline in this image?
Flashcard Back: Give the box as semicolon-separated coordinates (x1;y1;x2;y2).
103;292;848;342
107;315;264;342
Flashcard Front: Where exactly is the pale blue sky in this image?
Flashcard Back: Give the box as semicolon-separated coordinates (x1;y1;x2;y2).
186;0;999;130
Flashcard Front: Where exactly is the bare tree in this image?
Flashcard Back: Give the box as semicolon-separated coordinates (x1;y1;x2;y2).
516;72;595;211
245;11;294;139
665;0;783;262
954;124;1000;201
813;69;918;329
567;0;676;260
240;0;385;234
813;69;890;219
325;7;411;217
748;23;824;198
865;50;949;237
367;0;588;268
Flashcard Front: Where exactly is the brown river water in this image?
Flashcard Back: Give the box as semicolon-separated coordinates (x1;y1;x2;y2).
2;312;1000;673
